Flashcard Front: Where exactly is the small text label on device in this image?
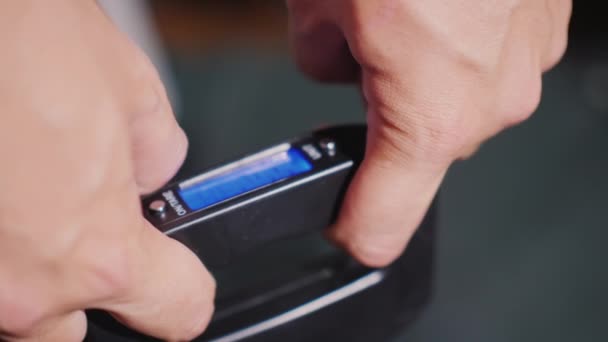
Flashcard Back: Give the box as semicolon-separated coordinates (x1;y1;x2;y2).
162;191;187;216
302;144;322;161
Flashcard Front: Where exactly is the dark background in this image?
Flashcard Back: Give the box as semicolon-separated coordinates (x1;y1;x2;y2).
137;1;606;341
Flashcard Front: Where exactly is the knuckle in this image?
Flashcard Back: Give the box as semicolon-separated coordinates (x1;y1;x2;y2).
346;14;389;68
544;32;569;71
129;79;165;121
376;104;473;165
124;52;167;120
335;0;395;69
543;0;572;71
128;49;163;86
364;77;478;165
500;76;542;128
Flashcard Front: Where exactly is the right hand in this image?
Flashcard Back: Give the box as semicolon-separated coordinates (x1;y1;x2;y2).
287;0;571;267
0;1;215;341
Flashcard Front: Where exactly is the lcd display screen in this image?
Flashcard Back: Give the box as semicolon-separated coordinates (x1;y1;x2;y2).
178;146;313;211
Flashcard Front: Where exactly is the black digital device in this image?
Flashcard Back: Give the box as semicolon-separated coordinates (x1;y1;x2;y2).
85;124;436;342
140;124;367;268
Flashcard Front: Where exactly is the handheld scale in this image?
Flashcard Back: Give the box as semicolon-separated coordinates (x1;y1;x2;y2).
142;124;366;268
85;124;436;342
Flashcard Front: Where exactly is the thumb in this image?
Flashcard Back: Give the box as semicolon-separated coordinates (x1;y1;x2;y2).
101;219;216;342
329;117;447;268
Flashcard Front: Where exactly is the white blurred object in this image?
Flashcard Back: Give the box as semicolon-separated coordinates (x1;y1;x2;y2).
97;0;181;116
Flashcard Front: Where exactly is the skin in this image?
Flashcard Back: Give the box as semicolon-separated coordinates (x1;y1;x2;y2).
0;0;572;341
286;0;572;267
0;1;214;341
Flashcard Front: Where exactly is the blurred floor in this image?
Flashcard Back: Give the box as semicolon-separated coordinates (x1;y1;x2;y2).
148;2;607;341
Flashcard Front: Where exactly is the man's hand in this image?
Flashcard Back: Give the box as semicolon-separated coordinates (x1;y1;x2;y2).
0;1;214;341
287;0;572;267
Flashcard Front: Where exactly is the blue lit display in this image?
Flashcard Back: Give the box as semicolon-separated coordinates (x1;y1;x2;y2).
178;147;313;211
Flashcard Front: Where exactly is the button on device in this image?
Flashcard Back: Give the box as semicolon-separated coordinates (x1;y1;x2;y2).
148;200;167;215
319;139;337;157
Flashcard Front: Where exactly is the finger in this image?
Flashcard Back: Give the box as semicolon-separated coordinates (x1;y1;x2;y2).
541;0;572;72
100;219;215;342
11;311;86;342
287;1;360;83
126;58;189;195
328;118;448;268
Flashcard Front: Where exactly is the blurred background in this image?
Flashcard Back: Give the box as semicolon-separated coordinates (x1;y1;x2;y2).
99;1;607;341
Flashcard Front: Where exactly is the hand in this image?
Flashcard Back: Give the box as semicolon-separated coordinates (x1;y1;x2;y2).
0;1;214;341
287;0;572;266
